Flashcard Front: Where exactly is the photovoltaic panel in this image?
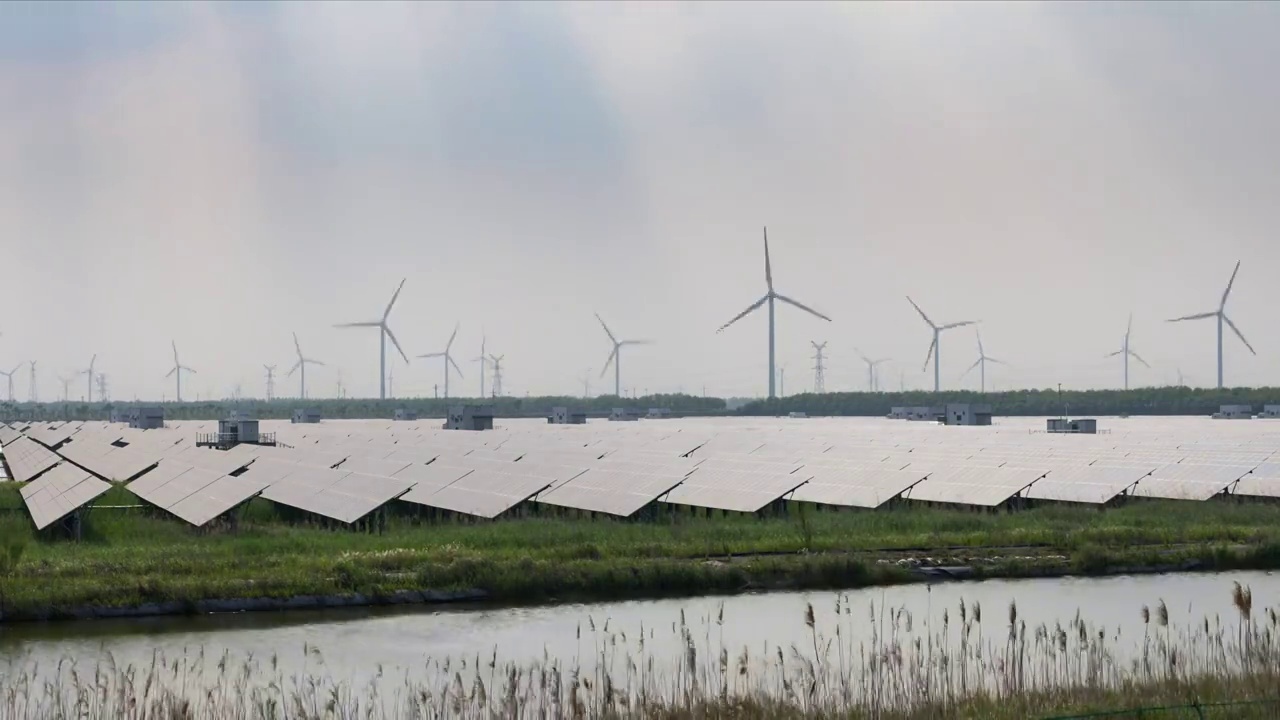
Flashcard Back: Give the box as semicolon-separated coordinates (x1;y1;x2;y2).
5;437;62;482
662;466;808;513
537;466;690;517
1024;465;1153;504
0;426;21;447
403;468;551;519
791;466;929;509
904;466;1046;507
336;456;414;478
1130;463;1253;501
21;462;111;530
167;474;272;526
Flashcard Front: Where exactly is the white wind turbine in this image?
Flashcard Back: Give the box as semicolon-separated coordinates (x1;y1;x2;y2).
419;323;463;399
0;363;20;401
907;296;977;393
854;350;891;392
716;227;832;399
596;313;651;398
1105;314;1150;391
1167;261;1255;389
288;332;324;399
165;343;195;402
334;278;409;400
78;354;97;403
960;329;1005;393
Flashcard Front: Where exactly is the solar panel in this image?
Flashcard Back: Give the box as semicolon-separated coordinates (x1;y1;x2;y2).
791;466;928;509
904;466;1046;507
1024;465;1153;504
1131;463;1253;501
403;468;550;519
336;456;414;478
537;466;690;517
662;465;807;513
4;437;62;482
21;462;111;530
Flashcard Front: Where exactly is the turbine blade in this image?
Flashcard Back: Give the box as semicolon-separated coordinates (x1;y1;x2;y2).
334;322;380;328
1221;260;1241;309
976;328;984;354
595;313;618;344
288;361;301;377
906;296;935;328
775;293;832;322
716;295;769;333
1126;313;1133;339
171;341;178;365
418;352;446;359
1128;350;1152;368
384;278;406;321
1223;314;1257;355
600;347;618;377
385;326;410;363
620;339;653;346
960;357;981;378
1105;350;1124;358
447;322;460;351
922;337;936;372
185;366;198;375
939;321;977;331
293;332;302;356
986;357;1007;365
1166;311;1217;323
165;368;176;378
308;359;326;367
448;355;465;377
763;226;773;292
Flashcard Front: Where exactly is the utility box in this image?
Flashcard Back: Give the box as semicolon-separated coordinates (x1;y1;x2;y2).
110;408;129;423
898;406;943;422
1213;405;1253;420
444;405;495;431
291;408;322;424
1261;405;1280;419
788;411;808;419
129;407;165;430
217;418;260;444
944;404;993;426
548;407;587;425
393;409;418;422
609;407;642;422
1047;418;1097;434
646;408;672;419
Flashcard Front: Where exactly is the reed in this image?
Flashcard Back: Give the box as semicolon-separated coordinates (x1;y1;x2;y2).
1;584;1276;719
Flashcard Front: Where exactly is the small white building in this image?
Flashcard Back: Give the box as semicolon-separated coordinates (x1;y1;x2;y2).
444;405;495;431
1047;417;1097;434
1213;405;1253;420
646;408;672;419
548;407;587;425
944;404;993;426
1259;405;1280;419
609;408;642;422
129;407;165;430
291;408;322;424
393;408;418;422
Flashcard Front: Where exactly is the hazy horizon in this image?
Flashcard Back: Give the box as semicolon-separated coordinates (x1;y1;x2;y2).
5;1;1280;402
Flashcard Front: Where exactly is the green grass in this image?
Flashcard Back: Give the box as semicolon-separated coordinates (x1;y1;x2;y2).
2;484;1280;617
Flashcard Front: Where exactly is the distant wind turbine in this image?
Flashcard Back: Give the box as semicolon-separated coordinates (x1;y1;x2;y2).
473;335;488;398
855;350;891;392
596;313;651;398
57;375;72;402
716;227;832;399
419;323;463;399
1105;314;1150;391
78;354;97;403
0;363;20;401
960;329;1005;393
1166;260;1255;389
334;278;409;400
287;332;324;399
908;296;977;393
165;343;195;402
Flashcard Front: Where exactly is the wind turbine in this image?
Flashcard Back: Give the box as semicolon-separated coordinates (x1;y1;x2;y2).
1167;261;1255;389
907;297;977;393
855;350;891;392
0;364;19;401
57;375;72;402
596;313;651;398
333;278;409;400
960;329;1006;393
473;335;488;398
716;227;832;399
165;343;195;402
287;332;324;399
1105;314;1150;391
78;354;97;403
418;323;463;399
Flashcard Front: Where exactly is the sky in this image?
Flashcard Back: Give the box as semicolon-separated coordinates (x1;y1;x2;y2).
3;1;1280;402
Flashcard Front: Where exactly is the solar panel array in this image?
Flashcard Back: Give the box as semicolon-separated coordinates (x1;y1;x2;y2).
20;462;111;531
7;415;1280;531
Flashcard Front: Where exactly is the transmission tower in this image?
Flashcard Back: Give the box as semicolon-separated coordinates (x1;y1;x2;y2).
264;365;277;401
811;341;828;394
489;355;504;397
96;373;109;403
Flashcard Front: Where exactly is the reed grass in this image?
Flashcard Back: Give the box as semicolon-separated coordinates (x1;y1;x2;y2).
0;584;1276;719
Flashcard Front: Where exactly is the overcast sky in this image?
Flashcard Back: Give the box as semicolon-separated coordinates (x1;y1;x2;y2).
4;1;1280;402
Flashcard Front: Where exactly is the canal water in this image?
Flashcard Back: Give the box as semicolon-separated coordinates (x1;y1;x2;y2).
1;571;1275;687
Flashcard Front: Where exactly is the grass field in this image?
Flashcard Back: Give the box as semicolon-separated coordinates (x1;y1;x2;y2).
1;583;1276;718
2;483;1280;617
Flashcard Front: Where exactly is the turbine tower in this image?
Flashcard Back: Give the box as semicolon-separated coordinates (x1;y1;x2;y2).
716;227;832;399
596;313;651;398
855;350;891;392
811;341;828;394
78;354;97;403
490;354;504;397
57;375;72;402
1166;260;1255;389
1105;314;1150;391
287;332;324;399
418;323;463;399
264;364;278;401
334;278;409;400
907;297;977;393
473;335;488;398
960;329;1006;393
28;360;37;403
165;342;196;402
0;363;20;401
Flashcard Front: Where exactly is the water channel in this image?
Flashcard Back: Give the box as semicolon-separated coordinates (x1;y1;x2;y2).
2;570;1275;690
